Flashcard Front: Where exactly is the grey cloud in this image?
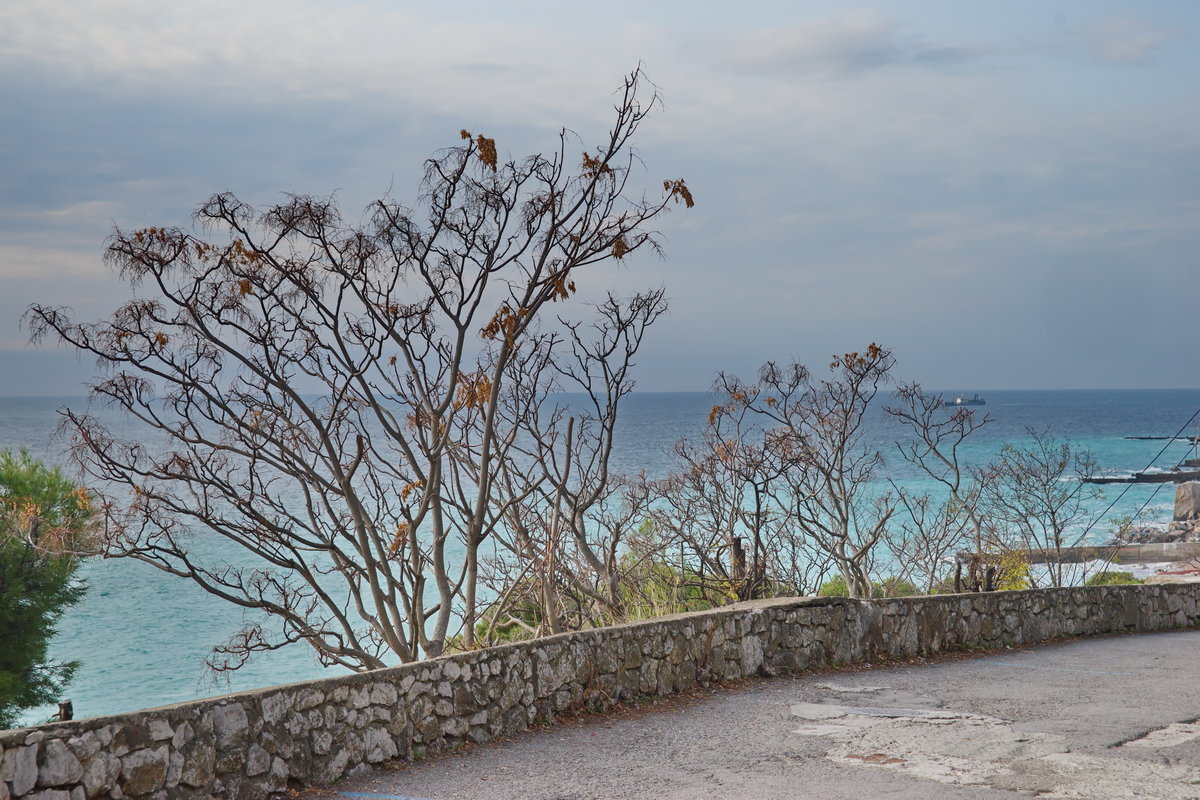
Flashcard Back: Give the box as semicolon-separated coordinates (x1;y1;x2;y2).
1086;19;1170;65
712;16;976;78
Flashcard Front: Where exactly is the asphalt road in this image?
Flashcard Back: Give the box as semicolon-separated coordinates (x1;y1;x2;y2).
313;630;1200;799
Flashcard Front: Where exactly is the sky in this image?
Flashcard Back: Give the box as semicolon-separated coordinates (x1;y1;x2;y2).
1;0;1197;395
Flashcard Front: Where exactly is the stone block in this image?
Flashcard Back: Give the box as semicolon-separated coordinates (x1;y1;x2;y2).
24;789;69;800
347;688;369;710
79;752;120;798
168;723;192;752
146;721;173;743
3;743;39;796
120;747;169;795
213;747;244;777
164;751;183;790
362;728;397;764
109;725;154;759
37;740;83;787
65;734;100;763
294;690;325;713
260;693;291;725
283;711;309;737
212;704;249;749
310;730;333;757
368;683;397;706
177;741;214;788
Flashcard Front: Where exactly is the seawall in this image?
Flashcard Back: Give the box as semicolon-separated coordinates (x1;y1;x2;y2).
2;584;1198;800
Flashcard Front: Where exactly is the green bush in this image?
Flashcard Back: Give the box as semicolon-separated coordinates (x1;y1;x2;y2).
874;576;921;598
816;574;921;598
1085;571;1142;586
0;450;94;727
816;574;849;597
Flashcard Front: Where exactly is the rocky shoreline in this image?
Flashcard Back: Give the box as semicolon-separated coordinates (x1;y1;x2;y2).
1106;482;1200;584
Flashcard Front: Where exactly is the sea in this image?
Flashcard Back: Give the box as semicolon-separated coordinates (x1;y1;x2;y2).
3;389;1199;726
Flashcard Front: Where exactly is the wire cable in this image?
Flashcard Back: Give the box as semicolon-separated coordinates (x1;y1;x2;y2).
1078;404;1200;542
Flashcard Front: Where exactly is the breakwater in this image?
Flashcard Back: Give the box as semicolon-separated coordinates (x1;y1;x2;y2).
2;584;1199;800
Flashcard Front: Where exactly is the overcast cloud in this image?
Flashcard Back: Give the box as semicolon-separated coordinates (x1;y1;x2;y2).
1;0;1197;394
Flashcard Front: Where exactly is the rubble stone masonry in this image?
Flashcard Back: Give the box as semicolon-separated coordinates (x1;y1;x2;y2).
3;584;1198;800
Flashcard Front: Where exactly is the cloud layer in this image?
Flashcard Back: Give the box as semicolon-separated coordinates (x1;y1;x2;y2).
2;0;1197;392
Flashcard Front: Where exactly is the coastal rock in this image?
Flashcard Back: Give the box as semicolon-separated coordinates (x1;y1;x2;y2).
1145;570;1200;585
1120;527;1184;544
1175;482;1200;522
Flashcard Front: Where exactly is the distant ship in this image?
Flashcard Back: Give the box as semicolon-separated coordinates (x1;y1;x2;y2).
945;394;986;407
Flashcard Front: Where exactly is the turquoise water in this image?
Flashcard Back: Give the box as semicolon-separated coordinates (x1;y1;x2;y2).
3;389;1199;725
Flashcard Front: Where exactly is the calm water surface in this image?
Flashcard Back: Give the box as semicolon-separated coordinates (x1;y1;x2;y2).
3;389;1199;724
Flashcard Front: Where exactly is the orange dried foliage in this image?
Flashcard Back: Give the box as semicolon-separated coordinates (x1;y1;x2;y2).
611;236;629;260
548;275;577;301
475;135;497;171
132;227;169;245
581;152;612;178
663;179;695;208
480;304;528;344
388;522;410;555
831;343;883;370
70;487;92;514
405;408;446;436
454;371;493;410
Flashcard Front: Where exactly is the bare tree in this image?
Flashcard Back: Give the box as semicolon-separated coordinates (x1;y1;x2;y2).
977;429;1103;587
716;345;897;599
648;391;828;605
885;383;991;592
475;290;667;640
26;68;693;670
884;490;976;593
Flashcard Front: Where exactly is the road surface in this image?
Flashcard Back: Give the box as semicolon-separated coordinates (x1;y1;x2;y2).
313;630;1200;799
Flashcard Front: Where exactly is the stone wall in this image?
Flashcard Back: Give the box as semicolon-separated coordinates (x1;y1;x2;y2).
3;584;1199;800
